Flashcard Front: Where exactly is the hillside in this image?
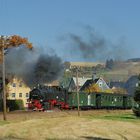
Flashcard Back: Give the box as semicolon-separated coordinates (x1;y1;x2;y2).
66;61;140;82
103;61;140;81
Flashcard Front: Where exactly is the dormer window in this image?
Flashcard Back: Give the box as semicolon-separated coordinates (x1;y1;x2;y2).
99;82;102;87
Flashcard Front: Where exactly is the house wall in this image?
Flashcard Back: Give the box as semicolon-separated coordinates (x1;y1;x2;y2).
68;79;76;92
7;78;31;108
96;79;110;91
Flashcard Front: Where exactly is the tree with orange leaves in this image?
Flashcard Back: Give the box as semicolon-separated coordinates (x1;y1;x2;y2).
0;35;33;62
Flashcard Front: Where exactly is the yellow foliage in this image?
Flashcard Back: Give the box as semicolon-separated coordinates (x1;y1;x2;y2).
84;84;100;93
103;89;113;93
84;84;113;93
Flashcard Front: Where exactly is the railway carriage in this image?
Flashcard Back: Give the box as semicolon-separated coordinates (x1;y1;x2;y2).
67;92;132;110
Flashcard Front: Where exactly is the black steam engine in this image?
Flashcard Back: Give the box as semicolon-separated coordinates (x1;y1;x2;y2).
28;86;69;111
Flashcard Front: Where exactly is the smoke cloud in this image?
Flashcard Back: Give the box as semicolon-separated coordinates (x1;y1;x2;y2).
4;47;64;88
63;26;129;61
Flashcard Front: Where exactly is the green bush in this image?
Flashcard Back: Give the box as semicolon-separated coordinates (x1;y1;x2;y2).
133;105;140;117
7;100;24;111
0;99;24;111
133;74;140;117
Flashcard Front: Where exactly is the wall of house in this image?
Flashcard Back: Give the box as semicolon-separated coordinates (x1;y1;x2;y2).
96;79;110;90
7;78;31;108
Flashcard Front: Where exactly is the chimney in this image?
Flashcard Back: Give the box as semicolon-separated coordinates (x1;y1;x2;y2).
92;72;97;81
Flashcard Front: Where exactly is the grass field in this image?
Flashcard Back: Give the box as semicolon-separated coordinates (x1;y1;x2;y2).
0;110;139;140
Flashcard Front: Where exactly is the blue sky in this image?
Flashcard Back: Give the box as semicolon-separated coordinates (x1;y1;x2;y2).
0;0;140;62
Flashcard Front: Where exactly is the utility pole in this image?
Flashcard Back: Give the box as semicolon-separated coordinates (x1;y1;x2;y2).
0;36;7;121
76;68;80;116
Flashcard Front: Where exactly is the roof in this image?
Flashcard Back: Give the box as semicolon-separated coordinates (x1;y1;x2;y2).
70;62;105;67
80;78;100;91
109;81;125;88
124;75;139;95
72;77;90;87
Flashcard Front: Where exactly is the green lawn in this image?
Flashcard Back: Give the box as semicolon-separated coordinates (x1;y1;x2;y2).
86;113;140;122
0;120;9;125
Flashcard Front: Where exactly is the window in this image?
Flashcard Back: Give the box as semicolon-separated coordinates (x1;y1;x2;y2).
98;82;102;87
19;82;22;87
12;83;16;87
19;93;22;98
26;93;29;98
118;97;121;102
12;93;16;98
112;97;114;101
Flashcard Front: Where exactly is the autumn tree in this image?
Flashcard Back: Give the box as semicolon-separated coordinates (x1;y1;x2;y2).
84;84;100;93
0;35;32;62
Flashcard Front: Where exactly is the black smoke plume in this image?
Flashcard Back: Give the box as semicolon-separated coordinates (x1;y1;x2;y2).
4;47;64;88
62;26;129;61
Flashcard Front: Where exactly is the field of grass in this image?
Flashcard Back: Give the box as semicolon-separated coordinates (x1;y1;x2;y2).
0;110;139;140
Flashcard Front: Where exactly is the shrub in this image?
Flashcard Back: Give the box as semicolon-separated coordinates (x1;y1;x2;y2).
7;100;24;111
0;99;24;111
133;74;140;117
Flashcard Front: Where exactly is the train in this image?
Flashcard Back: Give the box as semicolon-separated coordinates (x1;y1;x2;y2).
28;85;133;111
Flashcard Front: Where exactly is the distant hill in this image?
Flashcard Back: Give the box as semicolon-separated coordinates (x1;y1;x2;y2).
69;61;105;68
127;58;140;62
64;60;140;82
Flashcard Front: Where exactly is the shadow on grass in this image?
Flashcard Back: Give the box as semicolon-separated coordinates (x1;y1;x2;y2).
0;136;25;140
104;115;138;120
81;136;113;140
86;114;140;122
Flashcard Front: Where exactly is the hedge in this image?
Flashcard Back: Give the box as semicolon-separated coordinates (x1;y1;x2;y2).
0;99;24;111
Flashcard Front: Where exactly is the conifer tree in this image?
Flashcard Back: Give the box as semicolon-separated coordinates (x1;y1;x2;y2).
133;74;140;117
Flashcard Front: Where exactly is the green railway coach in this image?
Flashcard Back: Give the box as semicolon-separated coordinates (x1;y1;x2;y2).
67;92;133;109
123;95;133;109
68;92;96;109
97;93;124;109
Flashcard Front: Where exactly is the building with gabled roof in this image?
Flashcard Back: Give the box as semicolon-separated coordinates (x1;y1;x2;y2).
124;75;139;95
68;77;90;92
7;78;31;108
80;77;112;93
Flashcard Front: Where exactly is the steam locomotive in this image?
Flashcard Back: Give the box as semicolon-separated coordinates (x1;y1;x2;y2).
28;86;69;111
28;86;133;111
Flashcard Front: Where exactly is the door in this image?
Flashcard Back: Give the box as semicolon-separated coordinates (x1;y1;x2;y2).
96;94;101;108
88;94;91;106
